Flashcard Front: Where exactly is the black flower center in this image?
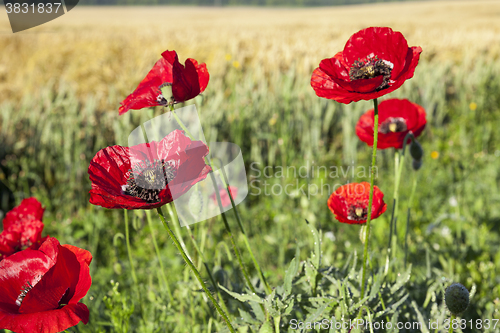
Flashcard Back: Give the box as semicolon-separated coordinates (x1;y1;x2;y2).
348;204;367;222
123;160;177;203
379;117;408;134
349;56;393;90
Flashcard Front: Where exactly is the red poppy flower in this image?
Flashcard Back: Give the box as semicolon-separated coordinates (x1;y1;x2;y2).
327;182;387;224
311;27;422;104
0;198;45;261
0;236;92;333
211;186;238;208
118;50;210;115
88;129;212;209
355;98;426;149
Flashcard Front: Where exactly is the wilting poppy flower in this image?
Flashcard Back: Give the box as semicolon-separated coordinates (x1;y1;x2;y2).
0;236;92;333
328;182;387;224
0;198;45;261
88;129;211;210
311;27;422;104
355;98;426;149
211;186;238;208
118;50;210;115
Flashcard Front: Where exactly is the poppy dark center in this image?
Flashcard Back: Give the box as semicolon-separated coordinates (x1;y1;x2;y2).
348;204;367;222
123;160;177;203
349;56;393;90
379;117;408;134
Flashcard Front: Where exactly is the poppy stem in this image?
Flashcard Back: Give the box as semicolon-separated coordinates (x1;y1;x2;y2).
169;105;269;297
145;210;174;304
404;173;417;269
360;98;379;299
388;131;414;265
212;158;272;294
123;210;145;320
449;315;456;333
166;202;231;316
156;206;236;333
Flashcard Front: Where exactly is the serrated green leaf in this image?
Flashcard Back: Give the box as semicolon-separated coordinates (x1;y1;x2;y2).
258;321;273;333
249;301;266;322
305;220;321;268
219;285;264;303
304;300;333;323
284;257;299;297
283;298;295;316
238;308;260;325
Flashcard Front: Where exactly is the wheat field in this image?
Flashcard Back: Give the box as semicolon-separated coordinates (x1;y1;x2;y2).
0;1;500;104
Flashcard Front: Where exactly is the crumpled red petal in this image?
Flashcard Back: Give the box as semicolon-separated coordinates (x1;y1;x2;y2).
119;50;209;115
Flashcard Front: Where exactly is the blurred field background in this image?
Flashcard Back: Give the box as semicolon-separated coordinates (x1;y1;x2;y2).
1;1;500;332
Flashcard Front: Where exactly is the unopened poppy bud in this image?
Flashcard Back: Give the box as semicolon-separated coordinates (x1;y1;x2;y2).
412;158;422;170
445;283;469;315
409;139;423;160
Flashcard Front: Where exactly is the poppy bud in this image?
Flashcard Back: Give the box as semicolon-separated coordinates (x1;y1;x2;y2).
409;139;423;160
412;159;422;170
445;283;470;315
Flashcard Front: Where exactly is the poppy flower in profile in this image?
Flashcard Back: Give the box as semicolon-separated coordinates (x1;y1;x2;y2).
355;98;426;149
311;27;422;104
211;186;238;208
119;50;210;115
327;182;387;224
0;198;45;261
0;236;92;333
88;129;211;210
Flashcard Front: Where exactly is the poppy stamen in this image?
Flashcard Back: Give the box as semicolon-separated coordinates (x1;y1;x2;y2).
349;55;393;90
123;159;177;203
16;275;42;306
379;117;408;134
348;204;368;221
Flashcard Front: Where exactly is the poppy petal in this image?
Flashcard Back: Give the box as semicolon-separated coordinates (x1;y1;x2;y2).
0;303;89;333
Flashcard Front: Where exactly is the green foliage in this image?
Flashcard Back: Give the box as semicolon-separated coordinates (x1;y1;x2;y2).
1;54;500;332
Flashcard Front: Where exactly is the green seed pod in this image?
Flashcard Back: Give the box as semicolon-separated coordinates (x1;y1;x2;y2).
412;158;423;170
409;139;424;160
445;283;470;315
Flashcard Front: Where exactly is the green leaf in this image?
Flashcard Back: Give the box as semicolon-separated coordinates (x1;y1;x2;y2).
305;220;321;268
304;300;334;323
258;321;273;333
219;285;264;304
390;264;412;293
238;308;260;325
249;301;266;322
411;300;430;333
284;255;299;297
